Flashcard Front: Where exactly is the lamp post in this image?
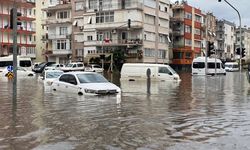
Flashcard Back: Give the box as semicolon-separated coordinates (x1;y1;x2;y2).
218;0;242;71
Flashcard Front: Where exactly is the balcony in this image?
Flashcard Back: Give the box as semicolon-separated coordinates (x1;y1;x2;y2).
85;38;143;47
52;49;72;55
43;0;72;11
45;18;71;25
86;1;143;12
48;34;72;40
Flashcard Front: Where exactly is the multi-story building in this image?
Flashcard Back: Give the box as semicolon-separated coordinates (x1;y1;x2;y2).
35;0;47;62
171;1;203;70
73;0;171;65
42;0;72;63
235;27;250;62
201;12;217;56
0;0;36;59
71;0;85;62
216;19;235;61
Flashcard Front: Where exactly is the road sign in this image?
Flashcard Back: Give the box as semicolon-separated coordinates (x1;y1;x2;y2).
5;72;14;79
7;65;13;72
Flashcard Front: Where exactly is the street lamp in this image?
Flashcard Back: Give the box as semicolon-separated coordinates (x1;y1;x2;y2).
218;0;242;71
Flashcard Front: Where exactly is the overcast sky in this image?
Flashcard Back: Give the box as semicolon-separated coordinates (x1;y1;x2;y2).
170;0;250;27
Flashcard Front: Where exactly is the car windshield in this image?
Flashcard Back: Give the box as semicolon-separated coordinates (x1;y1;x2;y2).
46;72;63;79
76;73;108;83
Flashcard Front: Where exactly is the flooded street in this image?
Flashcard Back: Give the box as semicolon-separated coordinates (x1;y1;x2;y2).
1;72;250;150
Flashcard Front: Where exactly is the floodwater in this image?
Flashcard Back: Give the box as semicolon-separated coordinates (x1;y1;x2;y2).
0;72;250;150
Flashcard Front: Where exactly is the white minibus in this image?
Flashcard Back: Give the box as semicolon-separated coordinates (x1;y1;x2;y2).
192;57;226;75
224;62;239;72
120;63;180;81
0;55;32;72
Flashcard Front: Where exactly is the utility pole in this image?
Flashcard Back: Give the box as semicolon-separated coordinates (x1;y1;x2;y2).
11;6;18;102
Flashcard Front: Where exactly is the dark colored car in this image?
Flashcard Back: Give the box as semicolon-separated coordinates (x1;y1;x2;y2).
32;62;56;73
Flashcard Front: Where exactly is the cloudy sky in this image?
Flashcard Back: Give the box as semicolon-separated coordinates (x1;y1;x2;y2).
170;0;250;27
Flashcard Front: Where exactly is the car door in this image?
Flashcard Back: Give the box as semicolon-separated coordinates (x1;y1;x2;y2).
157;67;174;81
57;74;79;93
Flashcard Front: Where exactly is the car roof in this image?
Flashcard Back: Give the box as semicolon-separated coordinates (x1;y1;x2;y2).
63;71;98;75
45;69;64;73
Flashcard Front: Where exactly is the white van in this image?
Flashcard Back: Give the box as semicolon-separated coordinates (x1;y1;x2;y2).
224;62;239;72
0;55;32;72
120;63;180;81
192;57;226;75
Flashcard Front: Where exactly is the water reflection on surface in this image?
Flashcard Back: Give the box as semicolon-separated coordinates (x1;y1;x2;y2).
0;72;250;149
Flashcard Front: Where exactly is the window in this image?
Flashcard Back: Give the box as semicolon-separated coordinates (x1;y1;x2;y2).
193;62;205;68
185;39;192;46
194;28;200;35
87;36;93;41
185;25;191;33
208;63;221;69
185;12;192;19
159;34;168;43
195;15;201;23
145;14;155;24
75;2;84;11
89;0;98;9
59;27;67;35
96;11;114;23
57;11;69;19
57;40;67;50
158;67;172;75
19;60;32;67
173;52;183;59
165;7;168;12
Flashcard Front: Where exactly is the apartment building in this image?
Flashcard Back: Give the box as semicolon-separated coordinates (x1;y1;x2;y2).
35;0;47;62
201;12;217;56
72;0;171;64
235;27;250;61
171;1;203;70
0;0;36;59
42;0;72;63
216;19;235;61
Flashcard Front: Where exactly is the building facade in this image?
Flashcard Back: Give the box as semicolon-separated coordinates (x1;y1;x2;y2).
42;0;72;63
235;27;250;62
72;0;171;65
171;1;203;70
35;0;47;62
216;19;235;61
0;0;36;59
201;12;217;57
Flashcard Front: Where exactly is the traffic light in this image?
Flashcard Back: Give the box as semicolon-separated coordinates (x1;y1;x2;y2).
128;19;131;28
236;47;240;55
242;48;246;57
10;8;22;29
207;41;215;57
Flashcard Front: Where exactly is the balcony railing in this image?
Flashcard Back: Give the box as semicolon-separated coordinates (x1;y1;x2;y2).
86;1;143;12
85;38;143;46
48;34;72;40
45;18;71;24
52;49;72;55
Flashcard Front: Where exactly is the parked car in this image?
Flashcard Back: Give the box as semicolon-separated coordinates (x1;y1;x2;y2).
85;64;104;73
224;62;239;72
61;62;85;72
51;72;121;95
32;62;56;73
1;67;35;78
39;69;64;86
44;63;65;71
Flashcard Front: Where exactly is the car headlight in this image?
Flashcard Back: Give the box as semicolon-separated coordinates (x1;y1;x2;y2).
84;89;96;94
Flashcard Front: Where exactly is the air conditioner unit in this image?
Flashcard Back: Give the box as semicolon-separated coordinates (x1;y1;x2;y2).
112;29;116;34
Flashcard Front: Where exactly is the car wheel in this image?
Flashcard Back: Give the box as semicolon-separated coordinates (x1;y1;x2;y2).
53;89;56;91
78;92;83;95
28;74;33;76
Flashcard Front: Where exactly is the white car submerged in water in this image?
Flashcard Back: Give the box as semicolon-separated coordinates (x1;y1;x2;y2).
51;72;121;95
